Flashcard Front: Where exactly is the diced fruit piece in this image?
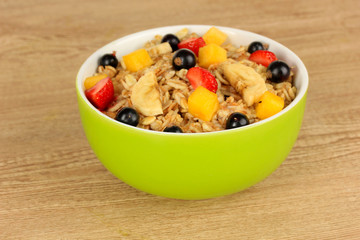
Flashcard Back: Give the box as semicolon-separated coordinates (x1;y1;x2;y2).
163;126;183;133
255;91;284;120
226;112;249;129
115;107;140;127
203;27;227;45
186;67;218;93
99;53;118;68
122;49;153;72
131;71;163;116
161;34;180;52
85;77;114;110
267;60;291;83
84;74;108;90
147;42;172;58
248;50;277;67
188;86;219;122
198;43;227;68
178;37;206;56
247;41;265;54
222;62;267;106
172;49;196;70
175;28;189;40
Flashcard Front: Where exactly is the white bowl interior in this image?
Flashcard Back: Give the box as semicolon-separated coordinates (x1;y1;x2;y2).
77;25;308;132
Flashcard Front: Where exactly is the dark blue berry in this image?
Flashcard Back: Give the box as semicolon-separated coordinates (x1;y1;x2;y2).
115;107;139;127
99;54;118;68
267;61;290;83
248;41;265;54
163;126;183;133
226;112;249;129
172;49;196;71
161;34;180;52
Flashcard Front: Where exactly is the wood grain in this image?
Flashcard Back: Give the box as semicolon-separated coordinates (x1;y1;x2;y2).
1;0;359;239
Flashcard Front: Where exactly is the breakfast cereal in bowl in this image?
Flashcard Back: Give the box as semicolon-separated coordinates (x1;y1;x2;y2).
83;26;297;133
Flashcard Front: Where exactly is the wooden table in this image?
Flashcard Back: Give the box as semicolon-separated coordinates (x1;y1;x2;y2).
1;0;359;239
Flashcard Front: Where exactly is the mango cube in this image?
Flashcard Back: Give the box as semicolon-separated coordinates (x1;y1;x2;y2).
203;27;228;45
255;91;284;120
188;86;219;122
198;43;227;68
122;49;153;72
84;74;108;90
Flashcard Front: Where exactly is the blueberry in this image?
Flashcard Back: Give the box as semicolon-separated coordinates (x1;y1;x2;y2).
163;126;183;133
161;34;180;52
172;49;196;71
225;112;249;129
99;54;118;68
248;41;264;54
267;60;290;83
115;107;139;127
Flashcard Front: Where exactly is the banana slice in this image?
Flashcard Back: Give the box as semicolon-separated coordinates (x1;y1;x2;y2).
223;62;267;106
146;42;172;58
131;71;163;116
175;28;189;40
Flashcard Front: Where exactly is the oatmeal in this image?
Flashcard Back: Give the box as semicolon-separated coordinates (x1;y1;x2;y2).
84;27;297;133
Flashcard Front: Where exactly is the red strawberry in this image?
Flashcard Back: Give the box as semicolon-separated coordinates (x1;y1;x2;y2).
248;50;277;67
85;77;114;110
186;67;218;93
178;37;206;56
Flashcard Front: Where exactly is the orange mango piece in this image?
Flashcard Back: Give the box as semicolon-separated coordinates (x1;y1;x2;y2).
255;91;285;120
198;43;227;69
188;86;219;122
203;27;228;45
122;49;153;72
84;74;108;90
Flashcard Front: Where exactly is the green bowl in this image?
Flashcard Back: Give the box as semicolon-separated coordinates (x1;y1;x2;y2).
76;25;308;200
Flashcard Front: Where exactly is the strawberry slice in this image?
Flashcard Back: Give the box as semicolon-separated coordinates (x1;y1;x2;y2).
85;77;114;110
178;37;206;56
248;50;277;67
186;67;218;93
